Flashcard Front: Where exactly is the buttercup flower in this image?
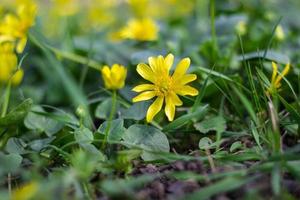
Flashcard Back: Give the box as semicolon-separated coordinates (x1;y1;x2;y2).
275;25;285;41
119;18;158;41
0;42;24;86
12;181;39;200
268;62;290;94
0;0;37;53
101;64;127;90
51;0;79;17
132;53;198;122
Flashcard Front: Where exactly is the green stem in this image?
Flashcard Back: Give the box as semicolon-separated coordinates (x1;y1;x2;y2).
210;0;216;43
102;90;117;150
210;0;218;61
1;81;11;118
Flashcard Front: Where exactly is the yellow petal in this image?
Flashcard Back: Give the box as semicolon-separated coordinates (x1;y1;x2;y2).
275;63;290;88
137;63;155;83
148;56;157;72
282;63;291;77
132;91;156;102
271;62;278;85
176;85;199;96
132;84;155;92
165;53;174;72
111;64;127;88
165;95;175;121
12;181;38;200
172;57;191;79
146;96;164;122
16;37;27;54
11;69;24;86
170;92;183;106
101;65;112;88
180;74;197;85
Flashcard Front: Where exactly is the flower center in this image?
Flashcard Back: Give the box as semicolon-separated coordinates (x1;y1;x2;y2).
155;76;173;96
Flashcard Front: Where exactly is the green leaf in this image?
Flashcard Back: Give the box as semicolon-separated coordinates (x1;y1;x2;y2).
74;126;94;146
123;124;170;161
271;163;281;196
0;99;33;127
0;153;22;175
98;119;125;142
198;137;213;150
195;66;233;82
101;175;155;197
5;138;27;154
24;106;63;136
121;102;150;120
28;137;56;151
95;99;119;119
194;115;226;134
237;50;290;64
163;105;209;132
185;176;254;200
232;86;258;124
229;141;243;152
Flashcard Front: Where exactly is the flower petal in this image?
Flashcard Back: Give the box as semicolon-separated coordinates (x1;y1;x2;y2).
172;58;190;79
137;63;155;83
165;53;174;72
132;84;155;92
146;96;164;122
180;74;197;85
271;62;278;85
132;91;156;102
165;95;175;121
169;92;183;106
148;56;157;72
175;85;199;96
274;63;290;88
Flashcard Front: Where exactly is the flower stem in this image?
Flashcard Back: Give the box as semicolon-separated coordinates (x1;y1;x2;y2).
1;81;11;118
210;0;216;43
102;90;117;150
210;0;218;60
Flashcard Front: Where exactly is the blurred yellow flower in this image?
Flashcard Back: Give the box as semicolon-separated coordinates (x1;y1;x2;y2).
132;54;198;122
85;0;117;30
235;21;247;35
275;25;285;41
127;0;194;20
0;0;37;53
101;64;127;90
51;0;79;16
12;181;39;200
0;42;24;86
119;18;158;41
128;0;149;18
268;62;290;94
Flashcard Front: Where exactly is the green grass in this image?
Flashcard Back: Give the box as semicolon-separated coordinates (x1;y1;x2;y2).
0;0;300;199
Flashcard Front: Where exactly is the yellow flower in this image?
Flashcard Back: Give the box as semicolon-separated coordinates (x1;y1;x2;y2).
11;181;39;200
268;62;290;94
275;25;285;41
128;0;149;18
235;21;247;36
0;42;23;86
0;0;37;53
84;0;118;30
51;0;79;17
132;54;198;122
101;64;127;90
119;18;158;41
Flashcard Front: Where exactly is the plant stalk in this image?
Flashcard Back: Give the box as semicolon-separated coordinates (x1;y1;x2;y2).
102;90;117;150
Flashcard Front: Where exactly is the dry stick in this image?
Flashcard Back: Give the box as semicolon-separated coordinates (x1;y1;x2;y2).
7;174;11;196
205;149;217;173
